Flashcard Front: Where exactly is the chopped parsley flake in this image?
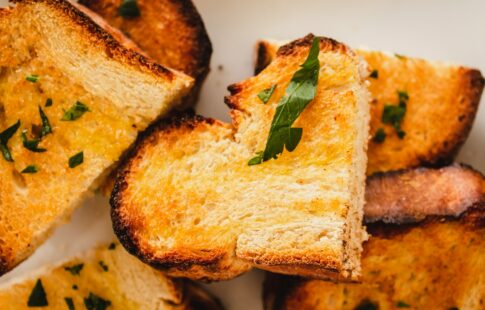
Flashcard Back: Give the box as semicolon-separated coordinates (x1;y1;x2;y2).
355;300;378;310
27;279;48;307
382;90;408;139
61;101;90;121
45;98;53;107
369;69;379;79
64;263;84;276
65;297;75;310
39;106;52;137
373;128;386;143
108;243;116;250
99;261;109;272
22;165;39;174
257;84;277;104
119;0;140;18
84;293;111;310
396;301;411;308
26;75;39;83
395;54;406;60
72;285;79;290
0;120;21;162
21;130;46;153
69;152;84;168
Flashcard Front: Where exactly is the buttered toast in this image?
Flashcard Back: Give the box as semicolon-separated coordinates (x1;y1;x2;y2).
255;40;484;175
264;164;485;310
111;35;371;282
0;242;222;309
0;0;193;275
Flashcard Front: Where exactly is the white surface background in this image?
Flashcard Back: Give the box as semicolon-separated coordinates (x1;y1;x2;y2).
0;1;484;309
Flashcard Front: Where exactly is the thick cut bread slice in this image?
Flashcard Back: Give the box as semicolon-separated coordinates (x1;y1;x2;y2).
255;40;485;175
0;0;193;275
0;242;223;309
79;0;212;104
264;164;485;310
112;35;371;282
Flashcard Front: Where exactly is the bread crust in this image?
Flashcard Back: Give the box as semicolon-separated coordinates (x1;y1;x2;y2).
112;34;370;281
263;165;485;310
254;40;485;175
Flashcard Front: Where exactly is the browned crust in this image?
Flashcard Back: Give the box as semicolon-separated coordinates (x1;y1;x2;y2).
79;0;212;83
110;35;359;280
11;0;177;81
254;41;275;75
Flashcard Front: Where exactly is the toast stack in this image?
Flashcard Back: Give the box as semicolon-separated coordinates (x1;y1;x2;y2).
264;165;485;310
0;0;193;275
255;40;484;174
111;35;371;281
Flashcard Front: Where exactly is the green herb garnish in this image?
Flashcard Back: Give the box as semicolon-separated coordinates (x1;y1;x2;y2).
84;293;111;310
395;54;406;60
257;84;277;104
249;37;320;165
45;98;53;107
65;297;75;310
99;261;108;272
396;301;411;308
72;285;78;290
22;165;39;174
21;130;46;153
27;279;48;307
108;243;116;250
355;300;378;310
61;101;90;121
369;69;379;79
373;128;386;143
382;90;408;139
69;152;84;168
119;0;140;18
0;120;21;162
64;263;84;276
38;106;52;137
26;75;39;83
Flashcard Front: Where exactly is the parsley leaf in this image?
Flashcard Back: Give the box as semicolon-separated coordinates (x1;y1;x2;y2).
108;243;116;250
26;75;39;83
369;69;379;79
395;54;406;60
249;37;320;165
64;263;84;276
69;152;84;168
45;98;53;107
61;102;90;121
21;130;46;153
99;261;109;272
396;301;411;308
27;279;48;307
382;90;408;139
38;106;52;137
373;128;386;143
72;285;79;290
65;297;75;310
22;165;39;174
355;300;378;310
257;85;277;104
0;120;21;162
119;0;140;18
84;293;111;310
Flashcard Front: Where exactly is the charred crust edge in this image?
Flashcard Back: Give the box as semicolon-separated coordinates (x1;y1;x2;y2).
11;0;177;80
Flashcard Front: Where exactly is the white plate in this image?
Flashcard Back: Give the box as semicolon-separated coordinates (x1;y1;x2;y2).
1;1;484;309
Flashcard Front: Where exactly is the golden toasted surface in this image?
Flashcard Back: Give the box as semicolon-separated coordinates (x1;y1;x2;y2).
79;0;212;83
264;165;485;310
112;35;370;281
255;41;484;175
0;0;193;275
0;243;222;310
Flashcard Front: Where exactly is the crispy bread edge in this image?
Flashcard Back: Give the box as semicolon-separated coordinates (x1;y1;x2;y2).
11;0;182;81
111;35;365;281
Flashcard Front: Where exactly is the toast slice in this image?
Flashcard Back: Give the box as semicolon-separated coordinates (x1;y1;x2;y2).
255;40;485;175
79;0;212;105
264;164;485;310
111;35;371;281
0;242;223;309
0;0;193;275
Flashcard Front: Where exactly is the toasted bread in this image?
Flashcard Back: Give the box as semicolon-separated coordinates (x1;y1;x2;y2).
0;242;223;309
79;0;212;104
255;40;485;175
264;164;485;310
0;0;193;275
111;35;371;282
